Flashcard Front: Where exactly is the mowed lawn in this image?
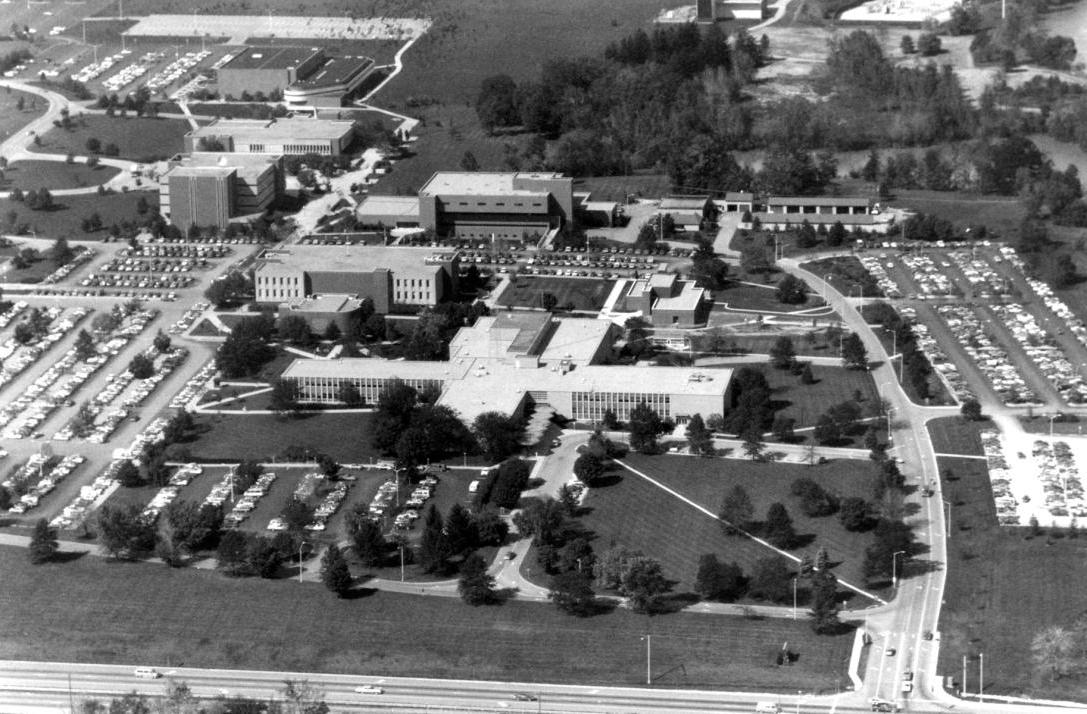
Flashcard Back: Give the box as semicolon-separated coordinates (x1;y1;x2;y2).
583;454;880;600
0;89;47;145
497;276;616;311
927;417;986;456
0;546;853;691
936;455;1087;699
28;116;192;162
187;412;381;463
763;362;880;431
887;189;1026;236
718;334;842;359
0;191;158;240
3;160;120;190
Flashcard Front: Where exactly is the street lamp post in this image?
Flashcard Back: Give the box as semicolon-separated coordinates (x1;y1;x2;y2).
641;635;652;685
792;576;798;620
943;498;952;537
1050;414;1058;438
892;549;906;588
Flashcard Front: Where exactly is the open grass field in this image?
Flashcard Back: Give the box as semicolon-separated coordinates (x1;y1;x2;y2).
1018;416;1087;436
936;454;1087;699
713;280;826;313
710;331;842;359
755;361;878;432
3;255;63;283
0;89;46;146
187;412;380;464
2;160;120;190
28;116;192;162
801;257;882;298
584;453;881;599
0;191;157;240
887;189;1026;236
576;175;672;203
926;417;986;457
0;544;854;691
497;276;616;312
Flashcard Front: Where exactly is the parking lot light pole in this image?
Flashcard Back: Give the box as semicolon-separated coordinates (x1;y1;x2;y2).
298;541;305;583
942;498;952;537
792;576;798;620
892;550;905;589
641;635;651;685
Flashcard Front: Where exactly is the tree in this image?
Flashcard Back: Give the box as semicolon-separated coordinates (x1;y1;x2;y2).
799;363;815;384
217;530;251;576
550;570;598;616
152;330;171;353
216;316;276;378
512;498;567;547
459;552;497;605
769;336;797;369
419;504;451;574
472;411;523;462
205;271;251;308
685;413;713;456
74;329;97;361
346;507;387;567
742;425;765;461
49;238;74;267
900;34;915;55
1032;626;1079;681
129;353;154;379
460;151;480;172
917;32;942;56
96;503;154;560
841;333;868;370
695;554;746;601
621;556;671;613
764;502;799;549
445;502;478;556
338;381;363;407
475;74;521;133
320;544;352;596
628;401;663;453
270;378;301;415
282;498;314;533
116;459;143;488
772;414;796;443
961;398;982;421
86;137;101;153
720;485;755;535
473;507;509;546
28;518;58;563
839;497;875;531
791;477;839;517
814;414;841;445
809;570;841;633
776;275;807;304
541;292;558;311
748;556;793;602
277;314;312;346
573;452;606;485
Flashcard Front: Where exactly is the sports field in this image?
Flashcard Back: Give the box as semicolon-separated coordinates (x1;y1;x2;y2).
497;276;616;312
0;545;854;690
583;453;881;598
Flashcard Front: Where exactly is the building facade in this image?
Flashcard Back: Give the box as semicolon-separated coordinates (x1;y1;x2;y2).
217;46;324;98
619;273;709;327
284;56;376;109
159;153;283;230
184;118;357;157
417;172;574;240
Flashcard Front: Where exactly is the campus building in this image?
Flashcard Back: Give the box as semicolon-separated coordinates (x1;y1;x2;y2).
217;46;324;98
159;153;284;230
282;312;732;423
618;273;709;327
253;244;460;314
284;55;376;109
657;196;715;232
696;0;767;21
184;117;357;156
418;172;574;240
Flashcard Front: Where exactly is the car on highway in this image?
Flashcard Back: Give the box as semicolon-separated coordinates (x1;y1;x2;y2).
133;667;161;679
354;685;383;694
513;693;538;701
885;647;896;657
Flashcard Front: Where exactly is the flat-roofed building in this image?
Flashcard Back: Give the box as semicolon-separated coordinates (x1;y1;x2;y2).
282;312;730;423
281;294;364;334
722;191;755;212
253;244;460;316
160;152;283;229
184;117;356;156
697;0;767;20
355;195;422;229
285;55;376;109
418;171;574;240
657;196;714;231
764;196;872;215
620;273;708;327
217;46;324;98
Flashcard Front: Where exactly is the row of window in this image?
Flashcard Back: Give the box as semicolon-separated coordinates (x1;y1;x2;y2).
292;375;443;403
454;201;543;208
570;391;672;421
259;275;300;285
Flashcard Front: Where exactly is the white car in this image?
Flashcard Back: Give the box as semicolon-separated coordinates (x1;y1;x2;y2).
354;685;383;694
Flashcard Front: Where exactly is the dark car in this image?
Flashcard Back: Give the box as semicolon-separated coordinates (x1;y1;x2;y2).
513;693;538;702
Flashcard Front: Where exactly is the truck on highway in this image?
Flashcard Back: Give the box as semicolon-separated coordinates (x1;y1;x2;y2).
754;703;781;713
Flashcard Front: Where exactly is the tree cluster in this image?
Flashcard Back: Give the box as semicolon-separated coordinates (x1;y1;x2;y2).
216;314;277;378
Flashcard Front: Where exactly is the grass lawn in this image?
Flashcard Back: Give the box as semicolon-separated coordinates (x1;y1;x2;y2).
0;191;158;240
584;453;881;599
2;160;120;190
28;116;192;162
801;257;882;298
936;454;1087;699
4;256;62;284
713;281;824;313
0;89;46;145
576;175;672;203
497;276;616;311
760;362;879;432
886;189;1026;236
0;545;853;691
716;333;842;359
926;417;986;457
1018;416;1087;436
187;412;380;463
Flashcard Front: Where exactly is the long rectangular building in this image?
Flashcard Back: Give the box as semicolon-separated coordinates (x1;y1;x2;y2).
282;313;731;424
184;117;356;156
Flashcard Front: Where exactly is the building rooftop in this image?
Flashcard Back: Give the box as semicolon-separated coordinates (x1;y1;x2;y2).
419;172;565;197
171;152;279;179
753;212;878;225
188;117;356;143
167;165;235;179
291;56;374;87
539;319;614;365
660;196;710;211
256;244;455;276
766;196;872;207
357;195;421;219
221;46;320;72
449;312;552;361
654;283;705;312
724;191;755;201
285;294;362;313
